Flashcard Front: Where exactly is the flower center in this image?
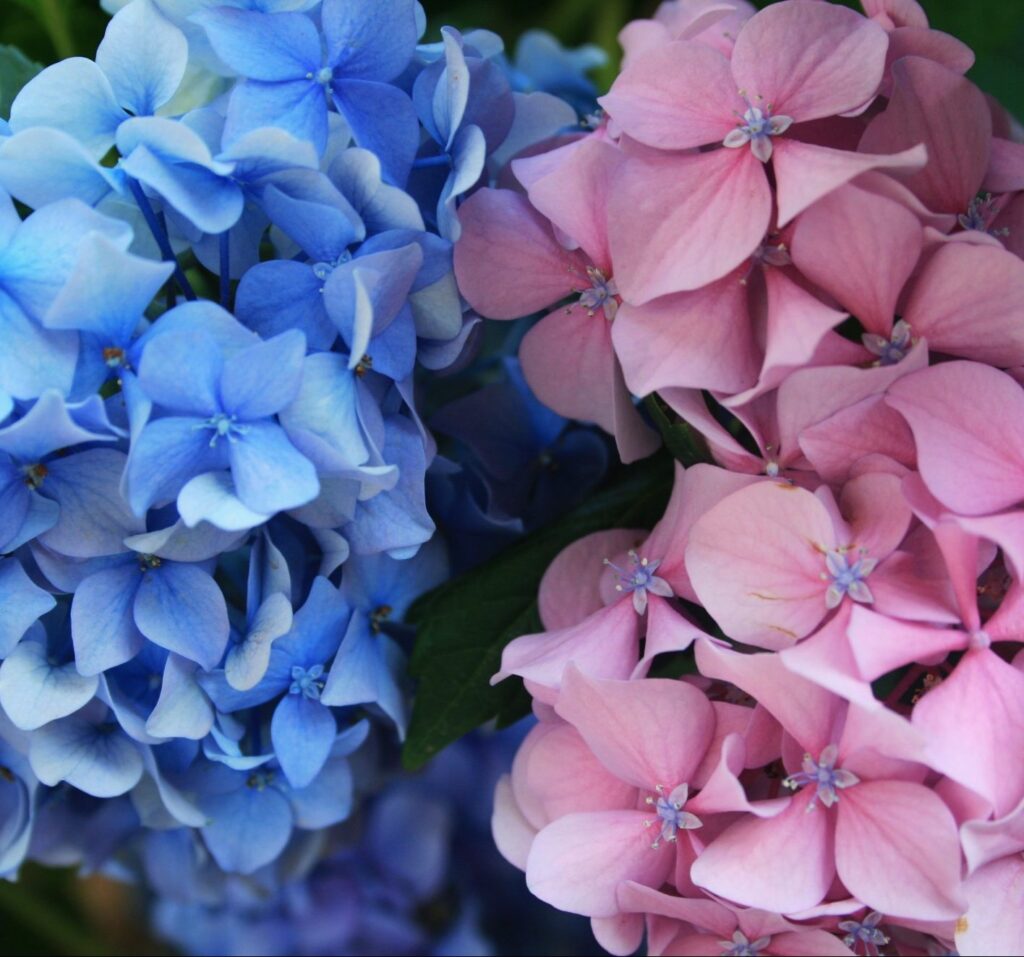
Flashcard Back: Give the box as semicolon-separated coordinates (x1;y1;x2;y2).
354;354;374;377
720;931;771;957
370;605;392;634
246;770;275;790
722;98;794;163
862;319;912;367
306;67;334;86
822;548;877;609
958;193;1009;237
102;346;128;368
289;664;326;701
138;554;162;572
22;462;47;489
838;912;890;956
603;549;673;614
577;266;619;320
643;783;702;849
194;413;249;448
783;744;859;810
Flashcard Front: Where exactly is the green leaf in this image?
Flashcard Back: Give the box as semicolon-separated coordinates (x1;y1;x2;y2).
402;451;673;769
0;44;42;120
643;393;711;467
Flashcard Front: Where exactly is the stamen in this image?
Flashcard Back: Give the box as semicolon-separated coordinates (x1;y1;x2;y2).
782;744;859;810
603;550;674;614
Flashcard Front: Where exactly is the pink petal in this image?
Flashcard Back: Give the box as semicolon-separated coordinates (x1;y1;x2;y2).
686;481;839;648
772;138;927;227
453;188;588;318
853;169;958;232
526;810;675;917
600;40;742;150
799;395;917;485
771;931;860;956
859;56;990;214
608;148;772;303
731;1;888;122
519;307;660;464
868;551;962;625
983;137;1024;193
886;362;1024;516
961;793;1024;873
835;780;965;920
913;648;1024;818
691;787;835;913
539;529;646;631
902;243;1024;366
696;641;842;755
492;774;536;870
882;27;974;96
512;136;620;272
790;183;922;337
635;598;719;678
617;881;736;937
845;605;965;682
687;732;789;819
612;270;759;396
957;857;1024;957
839;471;911;558
591;913;645;957
861;0;929;29
493;599;641;701
555;664;716;790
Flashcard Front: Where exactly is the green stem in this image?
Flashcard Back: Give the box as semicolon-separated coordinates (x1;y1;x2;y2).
36;0;76;60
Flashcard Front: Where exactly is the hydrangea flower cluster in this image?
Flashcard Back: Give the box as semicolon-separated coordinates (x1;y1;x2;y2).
0;0;607;933
456;1;1024;954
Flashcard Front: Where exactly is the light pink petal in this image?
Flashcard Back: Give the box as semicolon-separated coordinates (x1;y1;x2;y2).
845;605;965;682
691;787;835;914
617;881;736;937
513;136;621;271
859;56;990;214
514;721;637;826
687;732;789;819
838;471;912;558
955;513;1024;588
494;599;641;699
731;1;888;122
618;19;673;68
836;780;965;920
608;148;771;303
539;528;645;631
770;931;857;956
881;27;974;96
492;775;536;870
957;857;1024;957
838;699;930;775
790;183;922;337
772;138;927;227
862;0;929;29
886;362;1024;516
600;40;742;150
686;481;839;648
591;913;645;957
929;518;985;630
869;551;961;624
696;641;842;755
853;169;958;232
913;648;1024;818
902;243;1024;366
613;270;758;396
961;793;1024;873
635;598;720;678
983;137;1024;193
453;188;588;318
520;307;659;465
526;810;675;917
556;665;716;790
799;395;916;486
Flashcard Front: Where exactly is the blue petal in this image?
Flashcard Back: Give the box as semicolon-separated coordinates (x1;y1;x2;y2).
0;558;55;657
133;561;230;671
225;591;293;692
225;79;328;154
437;124;486;241
342;537;448;620
322;0;418;82
283;748;356;828
125;518;247;563
0;389;115;461
126;417;229;515
235;260;336;350
270;692;335;789
96;0;188;116
193;8;320;81
70;562;144;676
145;654;214;740
199;775;293;875
0;466;33;554
328;148;424;233
331;79;418;186
218;127;319;182
9;58;124;158
0;291;77;400
273;576;349;667
219;330;307;420
138;329;222;415
227;422;319;515
0;638;98;731
260;172;364;263
177;471;271;532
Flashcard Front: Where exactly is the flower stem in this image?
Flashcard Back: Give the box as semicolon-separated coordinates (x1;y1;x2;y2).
128;178;197;301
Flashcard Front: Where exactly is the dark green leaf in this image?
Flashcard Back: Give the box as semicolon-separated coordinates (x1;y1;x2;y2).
0;44;42;120
643;393;710;467
402;452;673;769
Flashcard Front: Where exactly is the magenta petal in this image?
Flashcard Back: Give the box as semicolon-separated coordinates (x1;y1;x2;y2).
913;648;1024;818
612;271;758;396
902;243;1024;366
686;481;838;648
731;1;888;122
773;138;927;227
453;188;588;318
886;362;1024;516
983;137;1024;193
600;40;741;150
859;56;990;214
790;183;921;337
836;780;965;920
608;148;771;303
691;787;834;913
526;810;675;918
556;665;716;790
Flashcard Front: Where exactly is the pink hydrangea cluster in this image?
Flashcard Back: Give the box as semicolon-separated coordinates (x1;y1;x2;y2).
453;0;1024;954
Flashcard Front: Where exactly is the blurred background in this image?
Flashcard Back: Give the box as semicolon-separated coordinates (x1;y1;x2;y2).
0;0;1021;955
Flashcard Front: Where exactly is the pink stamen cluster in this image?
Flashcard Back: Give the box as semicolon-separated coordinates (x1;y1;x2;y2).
455;1;1024;955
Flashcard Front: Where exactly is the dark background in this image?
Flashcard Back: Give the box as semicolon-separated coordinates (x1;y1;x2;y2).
0;0;1020;954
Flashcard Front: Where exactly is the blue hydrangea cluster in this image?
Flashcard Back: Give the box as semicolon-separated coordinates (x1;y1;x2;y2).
0;0;606;932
